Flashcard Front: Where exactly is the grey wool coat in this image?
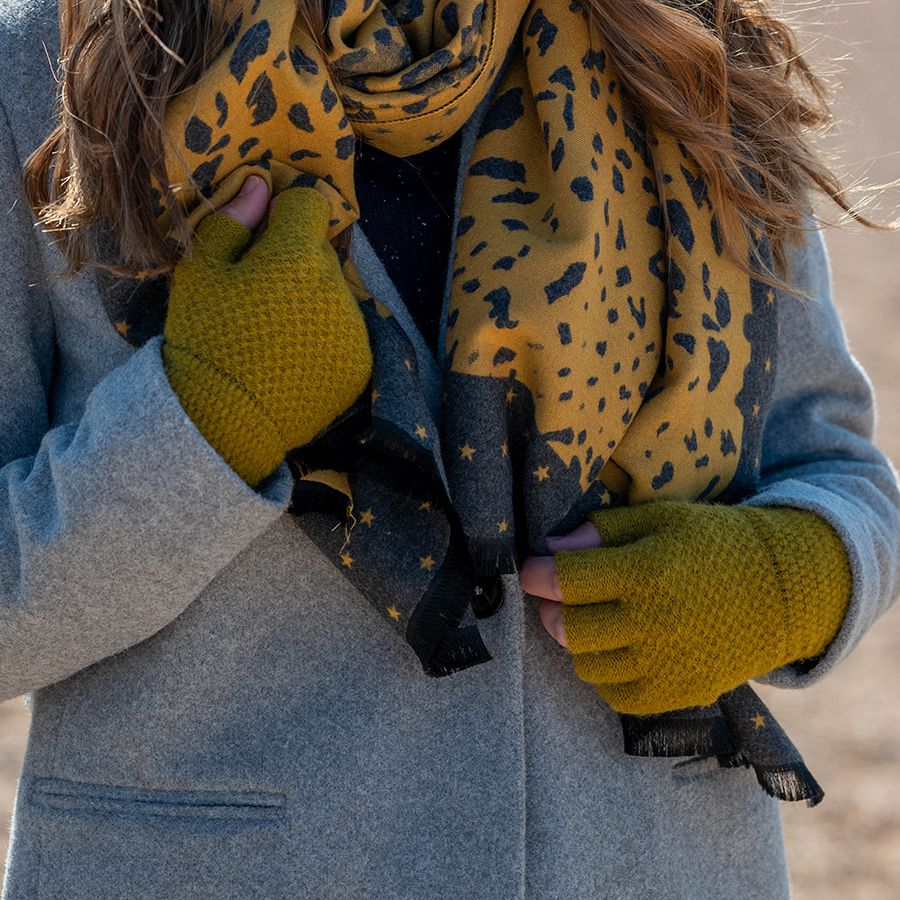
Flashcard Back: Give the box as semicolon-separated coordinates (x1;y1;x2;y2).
2;1;900;898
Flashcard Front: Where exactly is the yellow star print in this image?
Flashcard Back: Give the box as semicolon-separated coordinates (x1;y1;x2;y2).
386;605;401;621
414;424;428;440
498;520;509;533
359;509;375;527
420;555;436;571
114;320;130;337
764;357;772;374
752;402;760;417
506;387;517;403
500;441;508;458
751;713;766;730
419;500;432;511
403;358;414;372
460;443;476;461
340;551;354;569
534;465;550;482
371;387;381;404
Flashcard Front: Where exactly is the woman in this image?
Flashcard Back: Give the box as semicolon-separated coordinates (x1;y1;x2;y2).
1;0;898;897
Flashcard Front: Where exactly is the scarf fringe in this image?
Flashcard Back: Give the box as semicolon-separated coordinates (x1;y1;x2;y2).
620;714;736;759
467;536;519;577
719;754;825;807
357;418;449;502
406;533;490;677
288;478;354;519
420;626;494;677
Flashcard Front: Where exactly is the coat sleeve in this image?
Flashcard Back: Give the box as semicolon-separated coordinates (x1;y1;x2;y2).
743;218;900;688
0;98;294;702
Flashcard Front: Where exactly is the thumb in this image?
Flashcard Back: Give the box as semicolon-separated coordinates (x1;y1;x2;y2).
219;174;270;231
193;174;271;264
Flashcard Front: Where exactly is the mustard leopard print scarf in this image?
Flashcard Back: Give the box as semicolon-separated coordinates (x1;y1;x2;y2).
97;0;824;804
154;0;774;577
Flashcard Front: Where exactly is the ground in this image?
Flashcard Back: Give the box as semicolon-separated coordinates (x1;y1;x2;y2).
1;1;899;896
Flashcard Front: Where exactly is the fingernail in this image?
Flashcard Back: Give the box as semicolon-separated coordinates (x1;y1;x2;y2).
238;174;264;197
554;619;567;648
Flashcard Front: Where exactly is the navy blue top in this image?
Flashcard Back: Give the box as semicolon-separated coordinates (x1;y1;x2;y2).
354;130;462;355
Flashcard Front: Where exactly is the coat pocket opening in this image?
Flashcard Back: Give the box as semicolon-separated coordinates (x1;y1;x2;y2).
27;777;286;825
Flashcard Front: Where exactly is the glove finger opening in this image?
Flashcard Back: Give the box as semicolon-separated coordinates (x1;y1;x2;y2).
555;542;655;605
562;601;636;654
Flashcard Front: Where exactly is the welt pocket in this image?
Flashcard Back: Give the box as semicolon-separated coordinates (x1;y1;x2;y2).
27;777;286;825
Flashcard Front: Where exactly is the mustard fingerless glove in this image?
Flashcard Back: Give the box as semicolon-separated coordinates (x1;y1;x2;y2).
554;501;853;716
162;187;373;488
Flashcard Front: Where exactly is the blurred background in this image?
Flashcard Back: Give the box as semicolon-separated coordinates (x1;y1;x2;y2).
2;1;899;896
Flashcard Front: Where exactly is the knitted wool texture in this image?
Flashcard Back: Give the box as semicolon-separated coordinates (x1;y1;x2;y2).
162;187;372;487
555;501;852;715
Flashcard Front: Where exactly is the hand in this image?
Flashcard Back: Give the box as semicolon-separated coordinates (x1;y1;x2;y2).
162;175;373;487
518;521;602;648
519;501;852;715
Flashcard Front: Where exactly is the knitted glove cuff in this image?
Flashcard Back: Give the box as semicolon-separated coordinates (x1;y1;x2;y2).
741;505;853;667
162;339;288;487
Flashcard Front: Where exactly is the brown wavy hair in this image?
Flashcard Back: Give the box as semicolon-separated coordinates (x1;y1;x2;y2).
23;0;895;287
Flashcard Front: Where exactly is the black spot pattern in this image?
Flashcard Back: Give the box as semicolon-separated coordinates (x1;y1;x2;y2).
229;20;271;84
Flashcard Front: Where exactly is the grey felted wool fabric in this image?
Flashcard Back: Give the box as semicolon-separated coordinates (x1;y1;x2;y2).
0;1;899;898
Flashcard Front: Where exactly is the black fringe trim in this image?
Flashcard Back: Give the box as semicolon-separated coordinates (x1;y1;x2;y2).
716;750;750;769
288;480;352;519
418;624;494;677
286;400;371;474
289;411;451;518
467;535;518;576
714;684;825;805
620;713;736;759
362;416;443;480
716;753;824;806
405;531;491;678
750;762;825;807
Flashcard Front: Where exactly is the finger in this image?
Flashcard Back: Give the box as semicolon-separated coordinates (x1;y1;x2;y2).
519;555;562;602
554;541;658;605
219;174;270;231
571;646;643;687
561;601;636;654
544;521;603;553
538;598;567;647
586;501;683;547
242;186;333;266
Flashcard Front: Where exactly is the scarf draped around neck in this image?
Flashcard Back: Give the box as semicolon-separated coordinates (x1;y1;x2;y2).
96;0;822;805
